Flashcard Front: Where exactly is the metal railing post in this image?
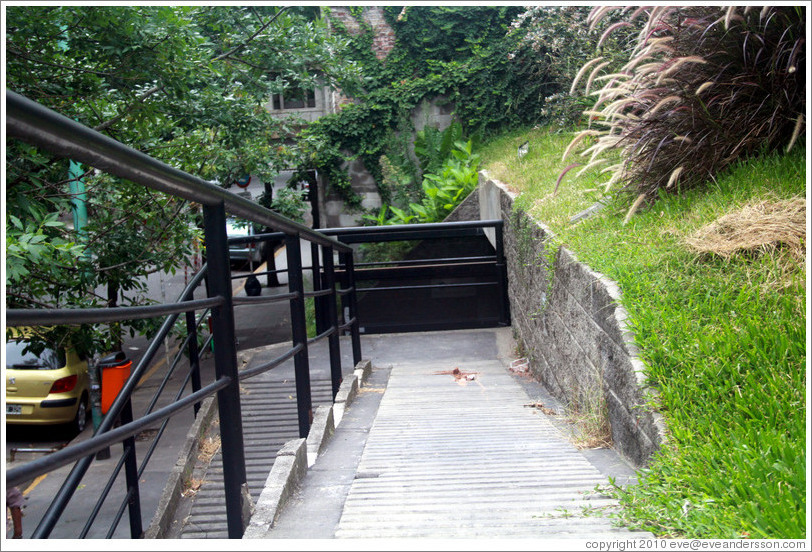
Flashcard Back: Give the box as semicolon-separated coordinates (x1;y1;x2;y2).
286;234;313;437
322;246;343;398
203;202;249;538
494;222;511;327
310;241;326;335
185;303;202;417
119;398;143;538
340;250;363;365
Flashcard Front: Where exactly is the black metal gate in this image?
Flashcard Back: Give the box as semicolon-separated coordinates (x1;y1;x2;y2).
318;220;510;334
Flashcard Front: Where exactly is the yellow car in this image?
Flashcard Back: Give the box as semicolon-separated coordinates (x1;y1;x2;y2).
5;335;90;435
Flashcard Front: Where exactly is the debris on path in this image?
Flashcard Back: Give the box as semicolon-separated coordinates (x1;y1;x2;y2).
509;357;530;375
524;401;557;416
433;367;479;384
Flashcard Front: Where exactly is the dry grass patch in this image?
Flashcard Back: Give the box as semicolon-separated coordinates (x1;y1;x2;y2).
685;197;806;262
567;409;613;450
197;435;221;464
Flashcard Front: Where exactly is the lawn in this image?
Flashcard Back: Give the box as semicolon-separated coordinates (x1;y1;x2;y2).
480;126;807;539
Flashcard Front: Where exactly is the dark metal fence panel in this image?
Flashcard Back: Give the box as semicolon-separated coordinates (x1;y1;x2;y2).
328;221;510;335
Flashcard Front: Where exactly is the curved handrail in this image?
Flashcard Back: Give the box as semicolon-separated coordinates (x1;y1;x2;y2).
6;90;350;252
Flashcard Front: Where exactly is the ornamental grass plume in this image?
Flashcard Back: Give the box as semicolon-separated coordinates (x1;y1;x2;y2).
562;6;806;221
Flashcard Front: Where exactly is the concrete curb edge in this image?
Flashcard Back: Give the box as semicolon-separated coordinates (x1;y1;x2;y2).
244;360;373;538
144;395;219;539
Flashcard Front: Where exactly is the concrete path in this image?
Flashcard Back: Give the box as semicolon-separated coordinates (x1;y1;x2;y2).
255;328;653;540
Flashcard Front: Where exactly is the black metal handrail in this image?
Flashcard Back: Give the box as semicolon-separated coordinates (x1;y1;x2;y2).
5;297;223;325
5;89;363;539
6;90;349;252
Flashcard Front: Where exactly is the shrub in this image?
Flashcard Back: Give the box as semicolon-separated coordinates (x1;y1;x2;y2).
364;140;480;226
269;188;308;223
564;6;806;212
508;6;637;128
413;121;465;176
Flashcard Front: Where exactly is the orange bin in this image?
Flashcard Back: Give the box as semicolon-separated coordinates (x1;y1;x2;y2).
100;353;132;415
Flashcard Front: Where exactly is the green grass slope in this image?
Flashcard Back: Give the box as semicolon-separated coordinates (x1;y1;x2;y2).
481;127;807;539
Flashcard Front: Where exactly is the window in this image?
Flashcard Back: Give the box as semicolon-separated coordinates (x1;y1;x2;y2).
272;88;316;110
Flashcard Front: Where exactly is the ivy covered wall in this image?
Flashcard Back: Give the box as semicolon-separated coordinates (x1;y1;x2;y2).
296;6;609;227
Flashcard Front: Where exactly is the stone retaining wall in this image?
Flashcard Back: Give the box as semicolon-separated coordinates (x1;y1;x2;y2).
479;171;667;467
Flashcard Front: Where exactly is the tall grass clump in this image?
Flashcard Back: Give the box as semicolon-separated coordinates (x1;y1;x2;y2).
564;6;805;216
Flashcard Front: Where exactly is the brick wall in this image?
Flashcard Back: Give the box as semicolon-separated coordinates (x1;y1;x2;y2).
361;8;396;60
479;171;667;467
328;7;395;61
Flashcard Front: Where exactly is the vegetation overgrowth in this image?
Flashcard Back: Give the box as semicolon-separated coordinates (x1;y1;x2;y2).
364;139;480;226
296;6;626;211
564;6;805;213
481;127;806;538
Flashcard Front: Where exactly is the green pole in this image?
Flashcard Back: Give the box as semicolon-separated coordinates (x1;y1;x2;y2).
68;160;88;238
59;27;102;440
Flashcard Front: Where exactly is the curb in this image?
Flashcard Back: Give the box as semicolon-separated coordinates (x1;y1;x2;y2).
242;438;307;539
144;396;219;539
244;360;373;538
306;404;335;466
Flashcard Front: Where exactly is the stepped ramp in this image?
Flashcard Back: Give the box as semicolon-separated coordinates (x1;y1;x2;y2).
259;329;652;540
333;359;649;539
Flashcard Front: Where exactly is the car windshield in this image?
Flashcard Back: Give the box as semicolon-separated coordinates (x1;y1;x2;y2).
226;218;252;239
5;340;63;370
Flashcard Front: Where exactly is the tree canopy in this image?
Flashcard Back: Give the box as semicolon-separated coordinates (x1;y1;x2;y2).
5;5;359;354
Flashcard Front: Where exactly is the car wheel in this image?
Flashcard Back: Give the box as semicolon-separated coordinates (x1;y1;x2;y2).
71;394;89;435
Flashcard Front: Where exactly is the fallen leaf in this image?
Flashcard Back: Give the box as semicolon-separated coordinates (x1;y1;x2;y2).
524;402;557;415
433;368;479;382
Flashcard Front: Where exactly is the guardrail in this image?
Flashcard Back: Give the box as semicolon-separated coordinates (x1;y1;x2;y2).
5;90;362;539
322;220;511;334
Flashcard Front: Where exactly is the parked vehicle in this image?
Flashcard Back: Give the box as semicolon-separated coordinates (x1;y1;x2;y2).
5;333;90;435
226;217;263;265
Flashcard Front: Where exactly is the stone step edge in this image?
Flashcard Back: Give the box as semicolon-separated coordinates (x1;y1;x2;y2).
243;359;372;539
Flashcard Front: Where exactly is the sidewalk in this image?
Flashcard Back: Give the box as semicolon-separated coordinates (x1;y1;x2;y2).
244;327;652;540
